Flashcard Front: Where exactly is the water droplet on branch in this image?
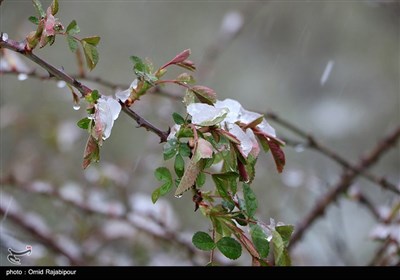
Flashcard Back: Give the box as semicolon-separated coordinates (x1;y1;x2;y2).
174;194;183;199
73;104;81;111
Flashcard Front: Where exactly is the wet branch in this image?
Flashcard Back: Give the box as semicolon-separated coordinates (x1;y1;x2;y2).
0;37;169;143
0;203;84;265
265;112;399;195
288;125;400;250
0;176;207;265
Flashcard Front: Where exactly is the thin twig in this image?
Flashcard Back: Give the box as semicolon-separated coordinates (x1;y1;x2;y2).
288;126;400;250
0;38;169;143
0;176;206;265
266;112;400;195
0;203;84;265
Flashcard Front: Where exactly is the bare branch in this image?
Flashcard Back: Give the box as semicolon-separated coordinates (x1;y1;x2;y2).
0;38;169;143
288;125;400;250
0;203;84;265
0;176;207;265
266;112;400;195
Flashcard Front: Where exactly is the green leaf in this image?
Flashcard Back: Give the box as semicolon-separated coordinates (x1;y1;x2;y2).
48;35;55;46
28;16;39;25
85;90;100;103
275;225;294;247
151;188;160;204
243;183;257;218
163;139;178;160
130;55;147;75
66;35;78;52
212;174;230;201
179;142;191;157
66;20;80;35
152;167;173;203
174;154;185;178
195;172;206;187
222;200;235;212
191;85;216;105
50;0;59;15
244;154;257;184
216;237;242;260
154;167;172;182
81;41;99;70
172;112;185;125
250;224;269;259
176;127;193;138
32;0;45;18
82;36;101;46
192;231;215;251
272;230;291;266
77;118;91;130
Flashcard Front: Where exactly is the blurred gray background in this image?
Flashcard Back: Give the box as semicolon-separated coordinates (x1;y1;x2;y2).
1;0;399;265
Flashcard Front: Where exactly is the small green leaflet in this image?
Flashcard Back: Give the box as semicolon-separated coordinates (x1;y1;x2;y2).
216;237;242;260
66;20;80;35
250;224;269;259
172;112;185;125
192;231;215;251
81;40;99;70
77;118;90;130
152;167;173;203
243;183;257;218
272;230;291;266
174;154;184;178
28;16;39;25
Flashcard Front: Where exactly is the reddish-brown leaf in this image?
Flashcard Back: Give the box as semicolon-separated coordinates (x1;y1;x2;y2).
267;138;285;173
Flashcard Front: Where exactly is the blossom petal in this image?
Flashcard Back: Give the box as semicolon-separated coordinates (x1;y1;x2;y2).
187;103;228;126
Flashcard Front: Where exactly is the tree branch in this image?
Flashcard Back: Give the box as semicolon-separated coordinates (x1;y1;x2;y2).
0;176;208;265
0;203;84;265
266;112;400;195
288;125;400;250
0;37;169;143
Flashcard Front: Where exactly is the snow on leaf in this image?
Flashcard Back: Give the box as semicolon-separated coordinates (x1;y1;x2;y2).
115;89;130;103
215;98;242;124
228;123;252;157
95;96;121;140
187;103;228;126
